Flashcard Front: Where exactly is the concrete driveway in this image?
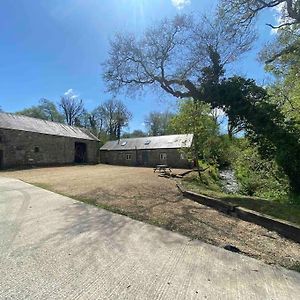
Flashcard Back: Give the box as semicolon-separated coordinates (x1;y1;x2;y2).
0;177;300;300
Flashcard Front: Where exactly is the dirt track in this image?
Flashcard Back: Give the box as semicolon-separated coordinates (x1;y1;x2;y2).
2;164;300;270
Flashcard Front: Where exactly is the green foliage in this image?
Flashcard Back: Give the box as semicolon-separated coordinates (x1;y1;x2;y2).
98;132;110;147
203;135;240;168
144;111;174;136
92;98;132;140
197;46;300;193
182;178;300;225
215;76;300;194
182;170;300;225
169;99;220;164
122;130;147;138
261;25;300;129
290;263;300;273
16;106;48;120
16;99;64;123
232;139;290;199
183;162;221;192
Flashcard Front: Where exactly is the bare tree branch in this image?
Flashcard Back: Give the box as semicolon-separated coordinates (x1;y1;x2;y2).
59;96;84;126
102;13;254;99
220;0;300;28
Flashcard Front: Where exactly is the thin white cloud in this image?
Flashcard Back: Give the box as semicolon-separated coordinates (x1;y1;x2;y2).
64;88;79;99
64;89;73;96
171;0;191;10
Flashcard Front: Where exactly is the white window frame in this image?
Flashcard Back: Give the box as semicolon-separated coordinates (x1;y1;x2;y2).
126;154;132;160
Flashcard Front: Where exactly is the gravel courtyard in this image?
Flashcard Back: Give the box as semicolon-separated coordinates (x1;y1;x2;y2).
2;164;300;270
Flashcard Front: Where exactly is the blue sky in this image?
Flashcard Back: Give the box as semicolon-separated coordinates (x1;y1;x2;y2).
0;0;277;131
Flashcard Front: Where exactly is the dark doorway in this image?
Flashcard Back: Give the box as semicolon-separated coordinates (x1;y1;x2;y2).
74;142;87;163
0;150;3;169
135;148;140;166
142;151;149;166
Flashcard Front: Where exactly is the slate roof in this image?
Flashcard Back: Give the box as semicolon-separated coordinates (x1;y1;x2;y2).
0;112;99;141
100;134;193;151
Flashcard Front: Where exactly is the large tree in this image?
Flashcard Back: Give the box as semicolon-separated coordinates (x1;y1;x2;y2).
103;13;300;193
169;99;219;166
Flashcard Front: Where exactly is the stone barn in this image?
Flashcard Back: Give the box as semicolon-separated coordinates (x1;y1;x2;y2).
100;134;193;168
0;112;99;169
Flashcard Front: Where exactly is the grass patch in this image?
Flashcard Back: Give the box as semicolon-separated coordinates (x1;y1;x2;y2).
181;177;300;226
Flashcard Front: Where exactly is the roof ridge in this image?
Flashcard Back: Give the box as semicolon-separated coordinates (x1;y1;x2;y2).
0;112;82;130
0;112;99;141
111;133;193;142
101;134;193;150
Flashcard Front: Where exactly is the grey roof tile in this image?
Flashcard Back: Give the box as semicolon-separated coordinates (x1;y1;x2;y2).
0;112;99;141
100;134;193;151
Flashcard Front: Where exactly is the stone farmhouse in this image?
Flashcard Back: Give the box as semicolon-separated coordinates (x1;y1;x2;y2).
100;134;193;168
0;112;99;169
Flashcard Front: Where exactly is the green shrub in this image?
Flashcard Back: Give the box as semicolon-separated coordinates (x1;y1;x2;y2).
232;139;290;200
186;161;221;192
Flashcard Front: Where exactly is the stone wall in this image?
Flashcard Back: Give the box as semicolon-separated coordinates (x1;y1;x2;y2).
100;148;191;169
0;128;99;168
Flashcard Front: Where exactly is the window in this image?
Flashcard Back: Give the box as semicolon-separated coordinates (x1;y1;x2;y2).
180;153;185;160
144;140;151;145
34;146;40;153
126;154;132;160
160;153;167;160
121;141;127;146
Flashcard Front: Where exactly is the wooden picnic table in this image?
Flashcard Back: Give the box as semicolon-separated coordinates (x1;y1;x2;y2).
153;164;172;173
